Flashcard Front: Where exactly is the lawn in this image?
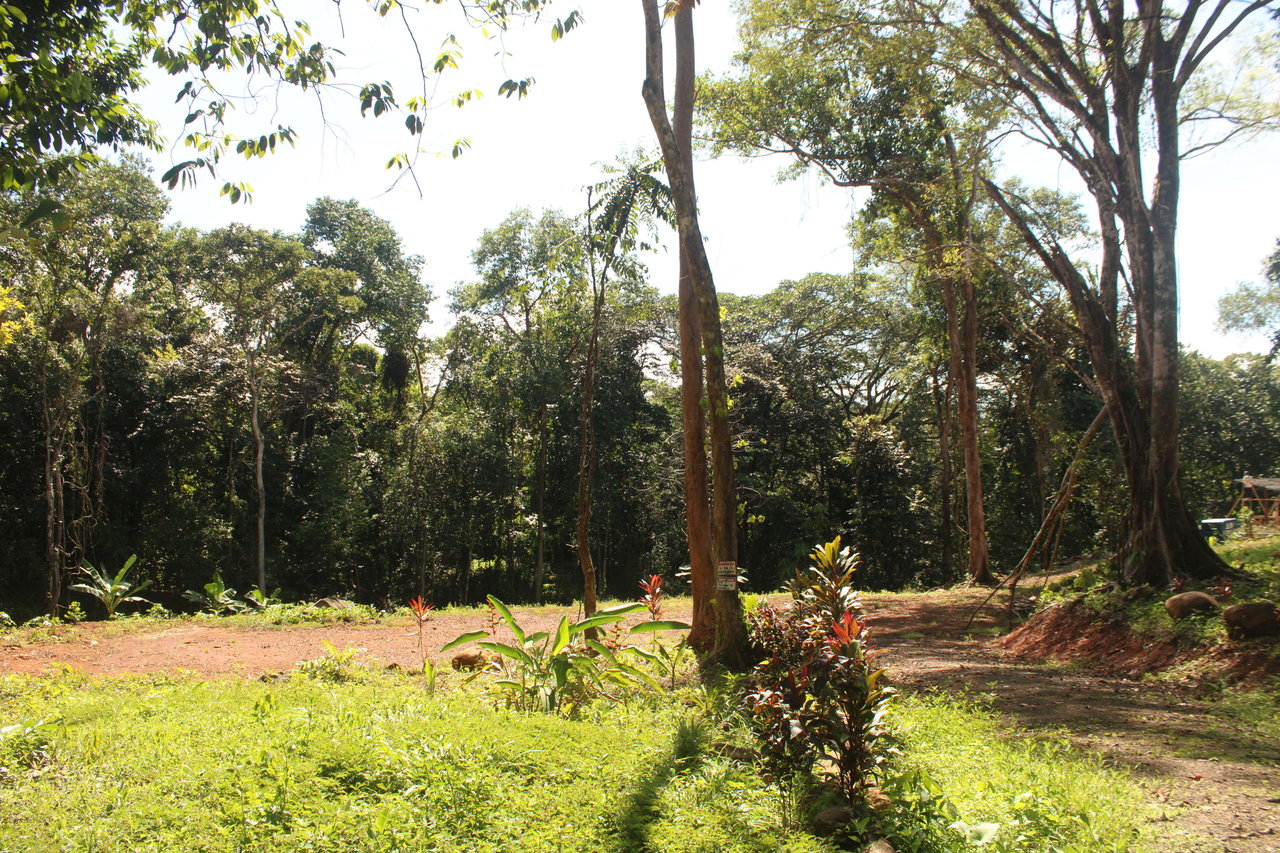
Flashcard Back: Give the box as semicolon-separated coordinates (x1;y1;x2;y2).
0;661;1153;853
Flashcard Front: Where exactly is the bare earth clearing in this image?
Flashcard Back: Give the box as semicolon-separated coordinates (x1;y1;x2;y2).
2;590;1276;852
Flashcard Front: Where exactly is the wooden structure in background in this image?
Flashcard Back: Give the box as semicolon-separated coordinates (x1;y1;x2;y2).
1228;474;1280;523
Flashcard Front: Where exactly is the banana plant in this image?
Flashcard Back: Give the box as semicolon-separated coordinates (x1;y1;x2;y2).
70;555;151;619
442;596;680;713
184;571;248;614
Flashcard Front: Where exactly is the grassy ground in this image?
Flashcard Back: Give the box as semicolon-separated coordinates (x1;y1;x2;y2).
0;661;1153;853
0;671;828;853
886;692;1151;853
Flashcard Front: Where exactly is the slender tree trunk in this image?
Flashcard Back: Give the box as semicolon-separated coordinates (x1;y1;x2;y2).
533;404;549;603
671;5;743;666
248;348;267;595
677;251;715;652
939;269;992;584
576;243;606;633
930;365;955;581
43;429;66;617
959;274;993;585
641;0;742;659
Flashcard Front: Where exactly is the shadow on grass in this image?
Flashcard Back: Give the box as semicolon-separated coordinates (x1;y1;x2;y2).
605;721;708;853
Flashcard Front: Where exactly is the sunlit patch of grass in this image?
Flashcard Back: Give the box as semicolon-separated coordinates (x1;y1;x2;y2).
879;691;1153;853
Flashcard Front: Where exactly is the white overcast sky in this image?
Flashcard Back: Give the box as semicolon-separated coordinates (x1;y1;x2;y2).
135;0;1280;358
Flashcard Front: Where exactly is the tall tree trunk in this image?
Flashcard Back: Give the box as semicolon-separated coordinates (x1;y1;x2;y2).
945;269;993;585
249;348;267;595
641;0;742;663
533;403;549;603
677;251;715;652
576;230;607;633
43;428;66;617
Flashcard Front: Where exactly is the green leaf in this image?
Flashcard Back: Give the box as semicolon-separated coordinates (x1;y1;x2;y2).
551;615;571;655
584;639;618;662
440;630;488;652
477;640;536;671
594;602;646;617
629;620;691;634
20;198;61;228
626;646;661;664
613;660;663;691
486;596;524;645
571;613;627;635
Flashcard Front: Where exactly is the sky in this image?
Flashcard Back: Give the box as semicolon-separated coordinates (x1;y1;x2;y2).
135;0;1280;358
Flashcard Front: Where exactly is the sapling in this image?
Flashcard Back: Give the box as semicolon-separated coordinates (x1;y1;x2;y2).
408;596;434;671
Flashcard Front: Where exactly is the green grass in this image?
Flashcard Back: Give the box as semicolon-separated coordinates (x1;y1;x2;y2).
0;671;829;853
0;666;1162;853
879;692;1153;853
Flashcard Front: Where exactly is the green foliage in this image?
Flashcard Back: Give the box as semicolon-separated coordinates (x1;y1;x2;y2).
243;586;282;608
879;693;1151;852
1218;238;1280;354
61;601;86;623
294;642;368;683
69;554;150;620
0;0;565;199
787;537;865;626
1179;351;1280;519
0;717;57;784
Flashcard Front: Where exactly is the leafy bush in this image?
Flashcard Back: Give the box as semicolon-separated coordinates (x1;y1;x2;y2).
442;596;677;714
293;641;367;682
744;537;895;805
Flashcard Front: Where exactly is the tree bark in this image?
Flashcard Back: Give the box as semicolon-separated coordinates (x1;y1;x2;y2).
533;403;549;603
942;269;993;586
576;211;608;634
930;365;956;581
676;251;715;652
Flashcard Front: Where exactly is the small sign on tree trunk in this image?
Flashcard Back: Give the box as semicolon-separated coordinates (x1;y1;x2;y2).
717;561;737;591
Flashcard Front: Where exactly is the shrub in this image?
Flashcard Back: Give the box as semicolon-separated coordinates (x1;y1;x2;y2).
744;537;895;805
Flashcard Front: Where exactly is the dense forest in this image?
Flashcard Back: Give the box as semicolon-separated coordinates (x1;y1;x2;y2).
2;154;1277;618
2;0;1279;624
